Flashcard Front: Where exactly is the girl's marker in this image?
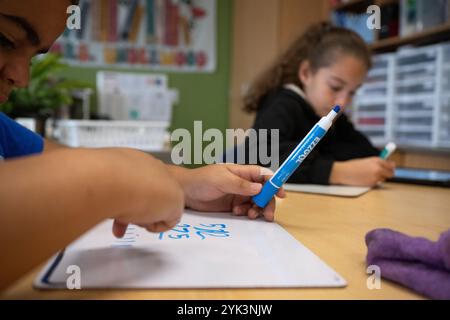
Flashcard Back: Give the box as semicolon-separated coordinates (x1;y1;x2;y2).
379;142;396;160
253;105;341;208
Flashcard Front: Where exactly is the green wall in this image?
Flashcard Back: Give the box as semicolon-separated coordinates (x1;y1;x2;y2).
61;0;232;137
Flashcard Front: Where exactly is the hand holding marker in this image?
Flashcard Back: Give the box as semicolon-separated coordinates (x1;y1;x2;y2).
379;142;396;160
253;106;341;208
374;142;397;186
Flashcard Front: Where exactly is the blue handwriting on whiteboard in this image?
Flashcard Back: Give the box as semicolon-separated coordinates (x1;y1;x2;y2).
159;223;230;240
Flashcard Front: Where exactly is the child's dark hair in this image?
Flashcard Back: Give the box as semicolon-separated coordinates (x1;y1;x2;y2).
243;21;372;113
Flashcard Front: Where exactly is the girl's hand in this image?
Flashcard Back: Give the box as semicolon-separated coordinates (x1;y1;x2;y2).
330;156;395;187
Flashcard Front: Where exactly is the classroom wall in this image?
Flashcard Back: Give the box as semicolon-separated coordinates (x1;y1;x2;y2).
229;0;329;131
61;0;232;141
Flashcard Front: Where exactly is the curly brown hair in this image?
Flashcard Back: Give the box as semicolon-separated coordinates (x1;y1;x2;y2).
243;21;372;113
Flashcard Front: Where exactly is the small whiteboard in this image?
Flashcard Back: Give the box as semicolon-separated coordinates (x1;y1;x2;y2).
35;211;346;289
284;184;371;197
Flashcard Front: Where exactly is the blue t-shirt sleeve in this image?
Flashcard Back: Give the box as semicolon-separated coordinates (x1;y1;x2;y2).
0;112;44;159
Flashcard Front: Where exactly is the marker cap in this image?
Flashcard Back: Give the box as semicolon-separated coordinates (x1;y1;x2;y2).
386;142;396;153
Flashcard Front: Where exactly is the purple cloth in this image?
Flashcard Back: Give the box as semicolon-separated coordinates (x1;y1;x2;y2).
365;228;450;299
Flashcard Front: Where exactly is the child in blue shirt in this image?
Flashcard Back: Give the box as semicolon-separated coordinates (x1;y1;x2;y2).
0;0;284;290
0;112;43;160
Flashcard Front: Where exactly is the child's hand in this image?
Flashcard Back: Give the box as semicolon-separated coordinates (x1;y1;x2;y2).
170;164;286;222
330;156;395;187
110;150;185;238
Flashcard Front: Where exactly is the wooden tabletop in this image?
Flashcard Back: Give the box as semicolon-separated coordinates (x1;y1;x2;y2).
2;183;449;299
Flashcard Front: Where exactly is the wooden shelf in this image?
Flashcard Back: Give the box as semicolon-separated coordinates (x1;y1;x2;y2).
332;0;397;11
370;23;450;51
330;0;450;51
331;0;371;12
375;0;398;6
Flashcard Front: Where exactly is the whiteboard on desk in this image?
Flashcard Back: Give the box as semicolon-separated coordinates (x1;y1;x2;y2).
34;210;346;289
284;184;371;197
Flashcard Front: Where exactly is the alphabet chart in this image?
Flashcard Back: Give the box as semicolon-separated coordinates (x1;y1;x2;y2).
35;210;346;289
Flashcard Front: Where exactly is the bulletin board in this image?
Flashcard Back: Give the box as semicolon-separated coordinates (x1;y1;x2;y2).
51;0;217;73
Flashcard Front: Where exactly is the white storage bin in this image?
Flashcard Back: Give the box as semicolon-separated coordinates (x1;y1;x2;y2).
365;70;389;84
395;79;435;95
372;53;392;69
440;71;450;93
395;132;433;147
395;124;433;132
394;95;434;112
357;54;393;93
395;61;437;81
392;94;435;146
354;44;450;150
396;46;438;66
358;82;389;96
396;117;433;126
50;120;170;152
443;43;450;64
360;53;394;93
438;94;450;147
356;110;387;118
352;96;390;146
354;99;388;119
394;121;433;144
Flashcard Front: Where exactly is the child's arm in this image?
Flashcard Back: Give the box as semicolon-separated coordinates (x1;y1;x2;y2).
41;138;284;219
0;148;183;290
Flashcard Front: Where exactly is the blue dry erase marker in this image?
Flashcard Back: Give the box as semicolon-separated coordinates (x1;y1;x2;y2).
379;142;396;160
252;105;341;208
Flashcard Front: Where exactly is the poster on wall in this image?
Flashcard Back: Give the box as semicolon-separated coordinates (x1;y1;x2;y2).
51;0;217;73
